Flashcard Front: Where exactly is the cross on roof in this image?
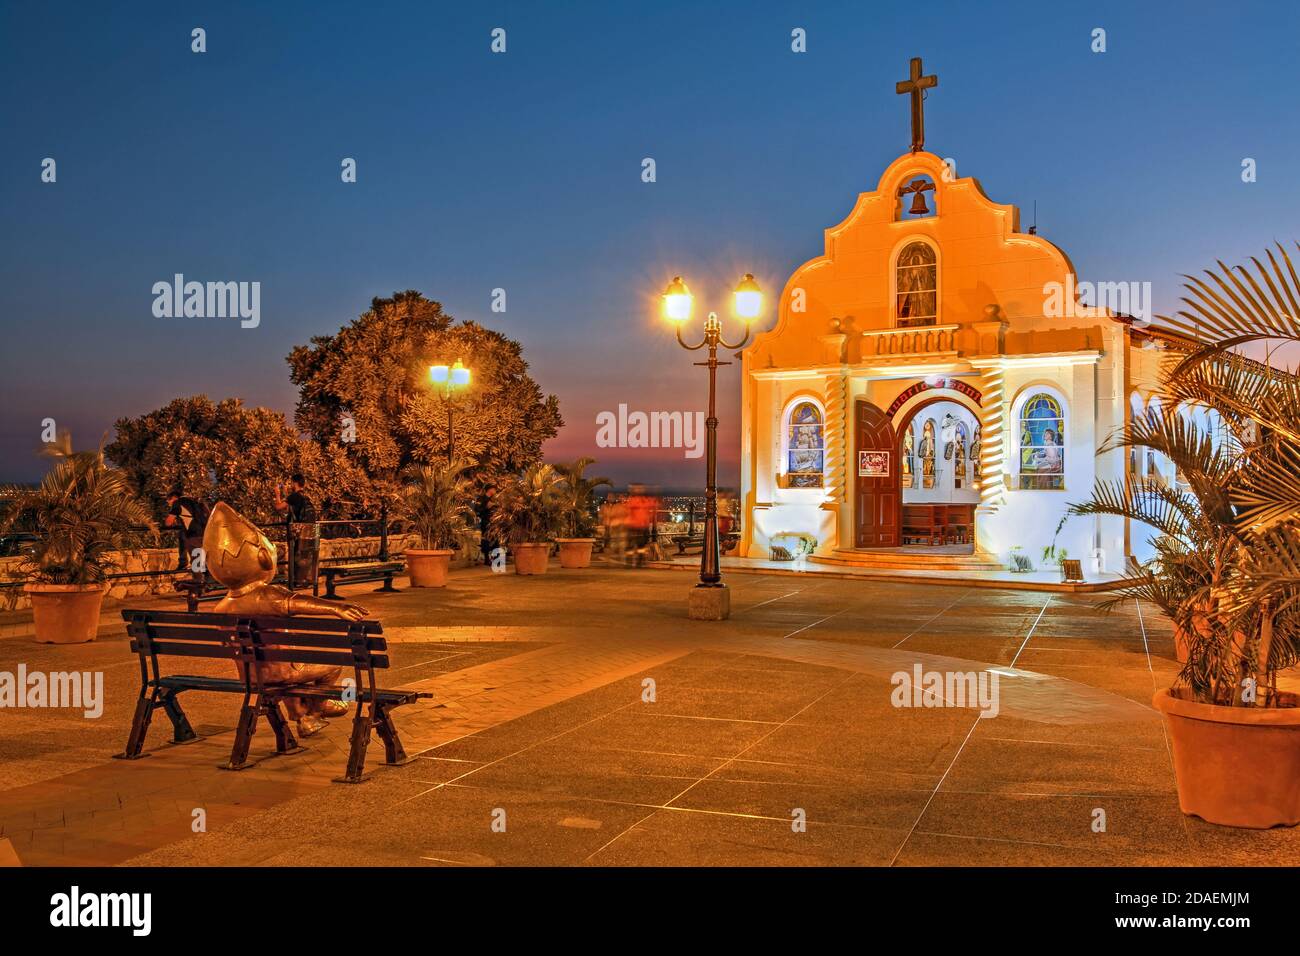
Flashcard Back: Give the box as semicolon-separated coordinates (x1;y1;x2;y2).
895;57;938;153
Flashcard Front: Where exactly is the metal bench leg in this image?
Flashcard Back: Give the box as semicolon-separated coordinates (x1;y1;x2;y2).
119;692;156;759
225;700;260;770
324;575;337;600
338;708;373;783
373;703;409;765
159;688;198;743
375;571;397;593
264;698;301;754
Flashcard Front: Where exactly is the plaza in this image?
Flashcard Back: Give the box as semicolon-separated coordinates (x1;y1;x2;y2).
1;560;1294;868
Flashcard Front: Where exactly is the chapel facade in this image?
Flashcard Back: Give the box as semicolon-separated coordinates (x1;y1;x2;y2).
737;62;1174;574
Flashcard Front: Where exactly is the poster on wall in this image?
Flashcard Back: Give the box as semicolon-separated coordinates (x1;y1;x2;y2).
858;450;890;477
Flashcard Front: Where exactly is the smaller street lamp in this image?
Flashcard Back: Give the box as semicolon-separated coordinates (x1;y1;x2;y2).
429;358;472;463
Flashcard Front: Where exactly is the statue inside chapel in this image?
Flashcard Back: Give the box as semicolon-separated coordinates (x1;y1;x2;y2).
920;419;937;489
201;501;367;736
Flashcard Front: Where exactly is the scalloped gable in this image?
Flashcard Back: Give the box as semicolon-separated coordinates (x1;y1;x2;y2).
747;151;1093;370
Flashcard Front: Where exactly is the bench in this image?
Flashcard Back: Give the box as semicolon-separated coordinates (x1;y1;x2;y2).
118;609;431;783
173;578;228;613
902;505;944;546
318;560;404;599
672;532;740;555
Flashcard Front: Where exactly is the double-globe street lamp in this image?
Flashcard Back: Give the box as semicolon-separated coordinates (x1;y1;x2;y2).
429;359;472;463
662;272;763;620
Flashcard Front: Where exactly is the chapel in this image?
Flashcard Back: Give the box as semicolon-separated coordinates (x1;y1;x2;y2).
737;58;1177;574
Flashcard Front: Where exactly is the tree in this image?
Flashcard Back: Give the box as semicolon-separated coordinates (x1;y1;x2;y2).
287;291;563;494
105;396;369;522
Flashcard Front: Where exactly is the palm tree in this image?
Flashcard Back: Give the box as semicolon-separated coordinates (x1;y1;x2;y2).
1;443;155;585
489;463;564;544
553;457;612;538
1068;243;1300;707
398;460;477;551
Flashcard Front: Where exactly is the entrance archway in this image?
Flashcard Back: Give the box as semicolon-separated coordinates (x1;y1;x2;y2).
854;400;900;547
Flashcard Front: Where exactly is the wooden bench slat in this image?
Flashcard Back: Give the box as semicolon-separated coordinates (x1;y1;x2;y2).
155;675;421;704
131;623;387;652
254;647;390;668
123;608;383;634
130;639;237;660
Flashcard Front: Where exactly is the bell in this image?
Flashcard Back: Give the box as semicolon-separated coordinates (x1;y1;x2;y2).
908;189;931;216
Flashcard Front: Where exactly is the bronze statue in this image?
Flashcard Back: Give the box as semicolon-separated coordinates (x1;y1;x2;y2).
201;502;366;736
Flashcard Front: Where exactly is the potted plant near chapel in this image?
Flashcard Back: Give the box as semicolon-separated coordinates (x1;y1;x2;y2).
1;442;154;644
398;461;477;587
553;457;611;569
1067;244;1300;828
490;463;563;575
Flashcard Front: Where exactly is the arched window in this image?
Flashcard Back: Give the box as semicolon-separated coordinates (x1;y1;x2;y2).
895;241;937;328
782;400;824;488
1017;392;1066;490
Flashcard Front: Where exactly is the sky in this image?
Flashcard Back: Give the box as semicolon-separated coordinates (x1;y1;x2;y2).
2;0;1298;489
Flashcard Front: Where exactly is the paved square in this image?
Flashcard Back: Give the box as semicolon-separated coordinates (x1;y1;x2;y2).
2;563;1297;866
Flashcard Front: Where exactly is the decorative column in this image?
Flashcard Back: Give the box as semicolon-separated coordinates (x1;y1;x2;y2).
820;331;849;552
972;306;1008;556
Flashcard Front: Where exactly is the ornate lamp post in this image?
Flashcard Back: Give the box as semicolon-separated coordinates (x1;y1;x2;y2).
663;273;763;620
429;358;472;463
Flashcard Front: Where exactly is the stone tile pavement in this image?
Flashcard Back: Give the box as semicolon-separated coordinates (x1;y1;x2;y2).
1;561;1297;866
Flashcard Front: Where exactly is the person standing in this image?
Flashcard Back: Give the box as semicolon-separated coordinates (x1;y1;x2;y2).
164;488;209;583
275;473;318;588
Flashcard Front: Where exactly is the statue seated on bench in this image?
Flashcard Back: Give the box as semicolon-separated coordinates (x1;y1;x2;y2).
202;502;368;737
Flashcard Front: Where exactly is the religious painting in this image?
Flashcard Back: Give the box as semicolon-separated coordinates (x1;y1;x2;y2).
1019;393;1065;490
953;421;968;489
971;424;982;481
920;418;937;489
858;450;890;478
901;426;915;489
895;241;937;328
785;400;824;488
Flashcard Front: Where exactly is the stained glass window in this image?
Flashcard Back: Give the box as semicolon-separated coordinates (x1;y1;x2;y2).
1019;393;1065;490
895;242;937;328
785;401;824;488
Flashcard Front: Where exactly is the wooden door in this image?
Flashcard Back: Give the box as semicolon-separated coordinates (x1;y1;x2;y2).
855;400;900;547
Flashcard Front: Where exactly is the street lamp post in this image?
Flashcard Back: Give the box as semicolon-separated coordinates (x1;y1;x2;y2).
663;273;762;620
429;359;472;464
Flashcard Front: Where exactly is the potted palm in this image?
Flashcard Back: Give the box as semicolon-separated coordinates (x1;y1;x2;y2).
1;443;154;644
399;461;476;587
490;463;562;575
1068;244;1300;828
553;457;611;569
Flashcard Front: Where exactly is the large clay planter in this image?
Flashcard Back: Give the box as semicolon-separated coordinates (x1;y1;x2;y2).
1154;688;1300;828
25;583;107;644
512;542;550;575
406;549;454;587
555;538;594;569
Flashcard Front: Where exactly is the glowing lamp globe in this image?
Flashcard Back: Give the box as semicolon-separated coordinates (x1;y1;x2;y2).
430;364;449;384
662;276;693;323
733;273;762;321
451;359;471;387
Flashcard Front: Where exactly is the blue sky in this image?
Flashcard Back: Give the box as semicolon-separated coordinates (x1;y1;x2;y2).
2;0;1297;487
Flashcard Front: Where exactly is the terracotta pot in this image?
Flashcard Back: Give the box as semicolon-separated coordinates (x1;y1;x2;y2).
555;538;594;569
25;583;107;644
512;542;550;575
1154;687;1300;828
406;549;454;587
